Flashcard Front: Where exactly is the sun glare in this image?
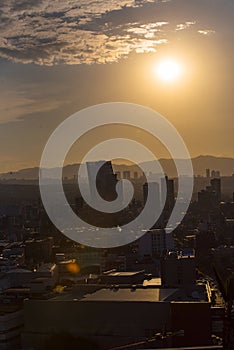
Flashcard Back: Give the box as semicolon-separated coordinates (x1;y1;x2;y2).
155;59;183;82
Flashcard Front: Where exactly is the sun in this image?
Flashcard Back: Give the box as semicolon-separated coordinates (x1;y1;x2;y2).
155;59;183;82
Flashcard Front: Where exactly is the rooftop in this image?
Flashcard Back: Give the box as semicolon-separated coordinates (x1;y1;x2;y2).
52;288;179;303
37;263;57;272
82;288;178;302
103;271;144;277
7;268;31;274
143;277;161;287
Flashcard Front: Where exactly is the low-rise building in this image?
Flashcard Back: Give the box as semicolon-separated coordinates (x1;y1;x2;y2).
22;284;212;350
161;250;196;287
0;303;23;350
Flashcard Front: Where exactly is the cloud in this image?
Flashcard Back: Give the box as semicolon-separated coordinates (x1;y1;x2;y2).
198;29;215;36
175;21;196;31
0;0;218;65
0;85;63;123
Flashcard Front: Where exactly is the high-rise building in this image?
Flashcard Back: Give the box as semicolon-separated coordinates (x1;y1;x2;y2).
198;188;217;208
123;170;130;180
206;168;210;178
138;228;174;258
25;237;53;263
143;182;148;205
161;250;196;287
86;161;117;202
143;182;161;227
161;176;175;210
210;178;221;202
210;169;220;178
198;177;221;207
115;171;121;179
211;170;216;178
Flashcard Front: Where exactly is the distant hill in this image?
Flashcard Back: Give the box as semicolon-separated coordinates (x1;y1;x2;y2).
1;156;234;180
192;155;234;176
139;156;234;178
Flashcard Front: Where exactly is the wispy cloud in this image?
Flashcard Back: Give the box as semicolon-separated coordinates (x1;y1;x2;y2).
175;21;196;31
0;85;63;123
198;29;215;36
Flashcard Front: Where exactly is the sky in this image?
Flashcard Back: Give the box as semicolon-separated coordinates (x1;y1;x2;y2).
0;0;233;172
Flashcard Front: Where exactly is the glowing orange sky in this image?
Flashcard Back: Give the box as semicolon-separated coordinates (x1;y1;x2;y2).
0;0;233;171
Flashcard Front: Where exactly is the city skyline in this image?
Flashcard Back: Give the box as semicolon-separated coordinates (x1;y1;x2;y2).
0;2;234;348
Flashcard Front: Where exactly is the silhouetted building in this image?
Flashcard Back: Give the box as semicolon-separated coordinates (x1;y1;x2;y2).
161;176;175;210
198;178;221;208
171;302;211;348
198;188;217;208
23;285;212;349
211;170;220;178
123;170;130;180
115;171;121;179
211;170;216;178
99;270;145;285
211;178;221;202
143;182;160;210
25;237;53;263
138;229;174;258
86;161;117;202
0;304;24;350
161;250;196;287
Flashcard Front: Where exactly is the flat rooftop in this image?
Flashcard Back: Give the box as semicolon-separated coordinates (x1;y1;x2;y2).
52;288;179;302
103;271;144;277
49;282;210;303
82;288;178;302
143;277;161;286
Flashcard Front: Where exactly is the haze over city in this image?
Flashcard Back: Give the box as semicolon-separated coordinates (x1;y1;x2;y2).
1;2;234;350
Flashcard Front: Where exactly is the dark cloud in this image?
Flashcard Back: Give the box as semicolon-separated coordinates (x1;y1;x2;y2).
0;0;227;65
10;0;43;11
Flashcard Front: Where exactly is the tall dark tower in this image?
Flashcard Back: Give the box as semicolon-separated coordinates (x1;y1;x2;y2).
206;168;210;178
210;178;221;202
167;178;175;209
143;181;161;227
86;161;117;202
143;182;160;209
161;176;175;210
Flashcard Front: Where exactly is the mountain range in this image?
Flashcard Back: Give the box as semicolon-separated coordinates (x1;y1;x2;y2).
1;156;234;180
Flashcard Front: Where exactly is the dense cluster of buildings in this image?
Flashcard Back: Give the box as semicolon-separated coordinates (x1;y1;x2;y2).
0;161;233;349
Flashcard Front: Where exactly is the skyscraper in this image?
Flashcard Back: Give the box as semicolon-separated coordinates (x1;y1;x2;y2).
210;178;221;202
206;168;210;178
143;182;161;214
161;176;175;210
86;161;117;202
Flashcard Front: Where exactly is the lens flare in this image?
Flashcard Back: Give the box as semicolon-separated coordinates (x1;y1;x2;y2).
66;262;80;274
